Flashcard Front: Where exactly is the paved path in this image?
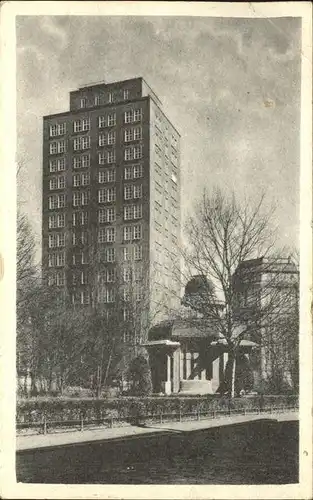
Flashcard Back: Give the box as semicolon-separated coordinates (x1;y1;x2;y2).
16;411;298;452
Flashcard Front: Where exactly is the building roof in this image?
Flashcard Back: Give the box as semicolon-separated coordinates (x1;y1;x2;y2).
234;256;298;275
148;318;222;341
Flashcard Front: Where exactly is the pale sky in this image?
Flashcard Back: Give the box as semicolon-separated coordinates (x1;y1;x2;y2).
16;16;301;255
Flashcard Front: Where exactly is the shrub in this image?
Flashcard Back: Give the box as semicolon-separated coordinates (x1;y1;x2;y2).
127;356;153;396
16;394;298;425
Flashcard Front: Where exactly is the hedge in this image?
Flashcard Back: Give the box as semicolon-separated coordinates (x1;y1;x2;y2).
16;394;298;424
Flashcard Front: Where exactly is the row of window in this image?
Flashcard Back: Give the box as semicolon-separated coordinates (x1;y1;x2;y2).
98;127;142;146
49;170;117;190
47;245;142;269
49;109;143;138
50;139;144;161
48;203;143;227
49;156;144;175
98;225;142;243
48;225;143;248
78;90;131;110
48;186;140;209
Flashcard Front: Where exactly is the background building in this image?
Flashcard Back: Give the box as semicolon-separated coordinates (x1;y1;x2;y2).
233;257;299;391
42;77;181;343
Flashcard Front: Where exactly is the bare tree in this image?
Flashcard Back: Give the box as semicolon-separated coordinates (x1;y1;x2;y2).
173;187;297;397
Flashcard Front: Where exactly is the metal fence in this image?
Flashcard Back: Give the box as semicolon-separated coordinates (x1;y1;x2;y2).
16;404;298;435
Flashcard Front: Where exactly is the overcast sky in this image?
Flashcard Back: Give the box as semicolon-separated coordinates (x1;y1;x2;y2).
17;15;301;255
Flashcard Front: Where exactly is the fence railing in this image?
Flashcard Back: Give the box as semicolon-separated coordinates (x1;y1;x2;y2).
16;404;298;435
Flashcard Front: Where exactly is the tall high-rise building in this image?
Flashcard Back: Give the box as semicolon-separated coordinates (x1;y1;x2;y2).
42;77;181;342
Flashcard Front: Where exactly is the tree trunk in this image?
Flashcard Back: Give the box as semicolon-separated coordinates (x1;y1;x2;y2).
230;352;237;399
96;365;102;399
102;351;113;392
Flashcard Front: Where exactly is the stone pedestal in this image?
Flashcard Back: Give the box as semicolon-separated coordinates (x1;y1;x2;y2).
162;381;172;395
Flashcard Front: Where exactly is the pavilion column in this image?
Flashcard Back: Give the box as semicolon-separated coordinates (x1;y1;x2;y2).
167;353;171;383
163;352;172;395
193;352;199;380
180;350;184;380
185;352;192;379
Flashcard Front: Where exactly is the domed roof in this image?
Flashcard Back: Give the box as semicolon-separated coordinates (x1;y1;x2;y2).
184;275;215;296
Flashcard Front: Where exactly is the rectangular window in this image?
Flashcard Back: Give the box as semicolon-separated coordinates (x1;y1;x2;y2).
56;271;65;286
123;268;132;283
134;126;142;140
124;308;131;322
123;247;131;261
99;152;106;165
80;98;86;109
124;185;133;200
105;288;115;303
124;205;133;221
50;123;66;137
73;192;81;207
124;129;132;143
104;247;115;263
73;174;81;187
107;113;116;127
107;131;116;145
73;136;90;151
48;194;65;209
99;116;106;128
124;166;132;180
106;227;115;243
74;118;90;133
135;287;143;301
133;225;142;240
98;134;106;147
56;253;65;266
81;172;90;186
49;140;66;155
134;245;142;261
123;89;129;100
98;187;116;203
106;268;116;283
94;95;100;105
81;211;88;225
124;111;132;124
82;252;88;264
134;204;142;219
108;92;114;103
81;290;90;304
99;169;115;183
57;213;65;227
124;148;133;161
49;215;57;229
123;226;132;241
107;150;116;164
133;164;143;178
134;145;142;159
98;207;116;223
49;158;66;172
81;231;88;245
134;266;143;281
72;232;77;245
48;233;65;248
98;227;115;243
134;109;142;122
81;271;87;285
81;191;89;206
134;184;142;199
73;154;90;169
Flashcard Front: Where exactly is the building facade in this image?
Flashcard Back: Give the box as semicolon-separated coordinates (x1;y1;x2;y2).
233;257;299;390
42;77;181;343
